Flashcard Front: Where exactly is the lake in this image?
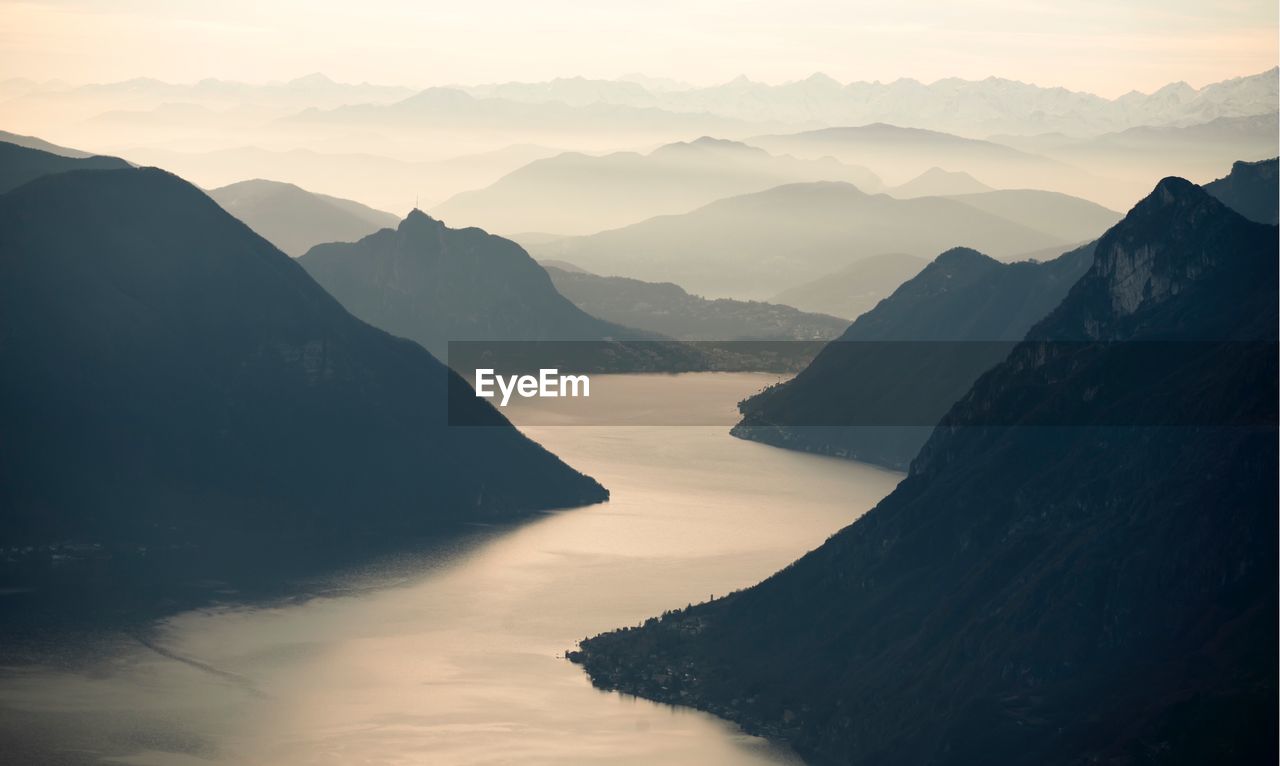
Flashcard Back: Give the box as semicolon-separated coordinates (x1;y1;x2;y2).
0;373;903;765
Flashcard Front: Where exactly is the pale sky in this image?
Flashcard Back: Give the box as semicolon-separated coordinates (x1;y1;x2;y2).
1;0;1276;97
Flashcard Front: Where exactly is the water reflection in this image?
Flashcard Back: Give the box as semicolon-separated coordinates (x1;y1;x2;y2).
0;373;902;765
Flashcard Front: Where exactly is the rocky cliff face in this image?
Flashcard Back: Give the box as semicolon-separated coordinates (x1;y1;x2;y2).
571;178;1278;766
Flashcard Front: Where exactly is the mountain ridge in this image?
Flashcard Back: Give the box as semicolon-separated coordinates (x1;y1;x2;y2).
0;167;607;549
570;176;1277;765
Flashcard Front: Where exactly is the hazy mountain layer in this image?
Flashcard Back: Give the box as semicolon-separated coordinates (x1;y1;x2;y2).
939;189;1121;243
996;114;1280;207
544;266;849;341
432;137;881;235
748;123;1094;191
208;178;399;256
530;181;1081;299
886;166;992;197
457;68;1279;137
287;88;768;152
7;69;1276;165
571;177;1278;765
123;143;560;214
769;253;929;320
0;168;606;549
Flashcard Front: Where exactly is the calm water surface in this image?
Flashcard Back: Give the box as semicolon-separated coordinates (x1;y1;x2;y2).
0;373;902;765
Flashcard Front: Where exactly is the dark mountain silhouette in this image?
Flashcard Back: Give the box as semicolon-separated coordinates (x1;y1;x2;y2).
298;213;824;374
298;211;656;359
0;140;130;194
1204;157;1278;224
529;181;1072;299
208;178;399;256
769;253;929;319
544;266;849;341
887;167;992;198
432;137;881;235
735;244;1094;469
0;168;607;550
571;178;1278;765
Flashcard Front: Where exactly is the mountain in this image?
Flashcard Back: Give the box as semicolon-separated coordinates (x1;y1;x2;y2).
0;167;607;550
122;143;561;214
287;88;766;153
2;74;415;144
530;181;1076;299
1204;157;1278;224
208;178;399;256
770;253;929;320
431;137;881;235
736;244;1094;469
887;167;992;197
1001;114;1280;207
0;130;95;158
455;69;1278;137
12;70;1276;162
462;76;660;108
298;210;656;358
938;189;1122;243
747;123;1099;196
544;266;849;341
0;140;130;194
570;178;1277;764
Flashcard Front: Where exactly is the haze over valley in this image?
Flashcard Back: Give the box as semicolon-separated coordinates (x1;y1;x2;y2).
1;2;1276;764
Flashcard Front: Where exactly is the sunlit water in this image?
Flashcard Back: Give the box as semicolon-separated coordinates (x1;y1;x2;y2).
0;373;902;765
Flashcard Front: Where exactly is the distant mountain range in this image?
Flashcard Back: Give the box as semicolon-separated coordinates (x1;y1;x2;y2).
734;244;1094;469
769;253;929;320
456;68;1278;137
571;175;1278;766
998;114;1280;204
0;140;129;194
748;123;1107;199
543;265;850;341
208;178;399;256
8;69;1274;146
0;167;606;549
432;137;881;235
121;143;561;214
529;181;1116;298
286;88;767;151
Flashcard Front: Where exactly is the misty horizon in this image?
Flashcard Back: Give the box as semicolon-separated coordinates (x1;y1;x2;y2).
1;3;1276;765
